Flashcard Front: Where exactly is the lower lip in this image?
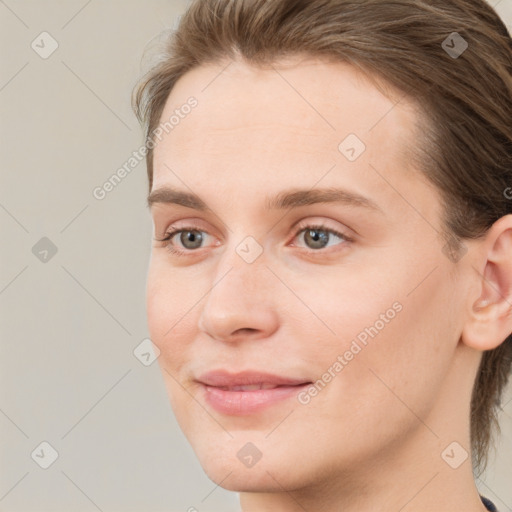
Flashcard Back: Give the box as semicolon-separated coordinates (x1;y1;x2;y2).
201;383;311;415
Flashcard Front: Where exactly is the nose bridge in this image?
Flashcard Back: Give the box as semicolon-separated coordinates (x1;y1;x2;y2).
213;232;270;297
198;236;278;341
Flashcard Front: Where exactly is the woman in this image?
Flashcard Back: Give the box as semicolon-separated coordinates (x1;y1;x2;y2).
133;1;512;510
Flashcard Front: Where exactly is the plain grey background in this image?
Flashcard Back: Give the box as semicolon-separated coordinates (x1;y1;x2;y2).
0;1;511;511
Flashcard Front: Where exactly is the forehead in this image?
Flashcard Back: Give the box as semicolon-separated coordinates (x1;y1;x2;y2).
151;57;427;207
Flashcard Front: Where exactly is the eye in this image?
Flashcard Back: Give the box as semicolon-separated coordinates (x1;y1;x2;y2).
292;223;352;251
154;221;352;257
155;227;214;255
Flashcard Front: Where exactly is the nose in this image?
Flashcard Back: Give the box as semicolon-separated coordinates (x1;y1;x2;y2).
197;247;279;343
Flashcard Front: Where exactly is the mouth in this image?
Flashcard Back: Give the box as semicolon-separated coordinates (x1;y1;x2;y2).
215;383;302;391
196;370;312;415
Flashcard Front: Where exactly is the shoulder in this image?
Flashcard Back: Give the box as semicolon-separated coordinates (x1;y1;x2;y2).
481;495;498;512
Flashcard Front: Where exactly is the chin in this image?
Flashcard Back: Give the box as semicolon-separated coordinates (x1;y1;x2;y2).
191;441;309;493
201;461;291;492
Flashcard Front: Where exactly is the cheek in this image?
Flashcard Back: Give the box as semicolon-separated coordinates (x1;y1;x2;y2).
146;262;203;430
340;268;459;424
287;263;402;350
297;257;458;409
145;260;201;365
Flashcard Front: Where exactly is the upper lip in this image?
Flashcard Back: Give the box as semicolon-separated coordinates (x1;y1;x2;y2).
196;370;311;388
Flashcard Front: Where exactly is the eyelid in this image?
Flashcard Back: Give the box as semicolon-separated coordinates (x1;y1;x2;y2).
154;217;217;242
155;225;217;247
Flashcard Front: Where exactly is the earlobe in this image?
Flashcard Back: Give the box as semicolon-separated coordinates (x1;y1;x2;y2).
462;215;512;352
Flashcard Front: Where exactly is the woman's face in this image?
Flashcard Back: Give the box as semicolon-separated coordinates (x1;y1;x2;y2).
146;58;478;492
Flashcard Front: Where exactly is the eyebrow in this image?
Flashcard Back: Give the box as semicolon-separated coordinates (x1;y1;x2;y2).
147;186;382;213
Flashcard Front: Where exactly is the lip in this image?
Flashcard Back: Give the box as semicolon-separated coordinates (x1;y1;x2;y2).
196;370;312;415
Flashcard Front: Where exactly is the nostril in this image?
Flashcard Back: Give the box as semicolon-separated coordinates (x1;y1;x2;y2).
233;328;259;336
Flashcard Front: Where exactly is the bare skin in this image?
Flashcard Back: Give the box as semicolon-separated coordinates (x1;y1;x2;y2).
146;56;512;512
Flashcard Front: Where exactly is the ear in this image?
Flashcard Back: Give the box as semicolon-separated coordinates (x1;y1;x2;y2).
462;214;512;351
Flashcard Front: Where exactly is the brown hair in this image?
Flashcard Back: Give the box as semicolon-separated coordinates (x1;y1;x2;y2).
132;0;512;476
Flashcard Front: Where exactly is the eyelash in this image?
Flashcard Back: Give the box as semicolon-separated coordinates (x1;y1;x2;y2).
155;222;353;257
